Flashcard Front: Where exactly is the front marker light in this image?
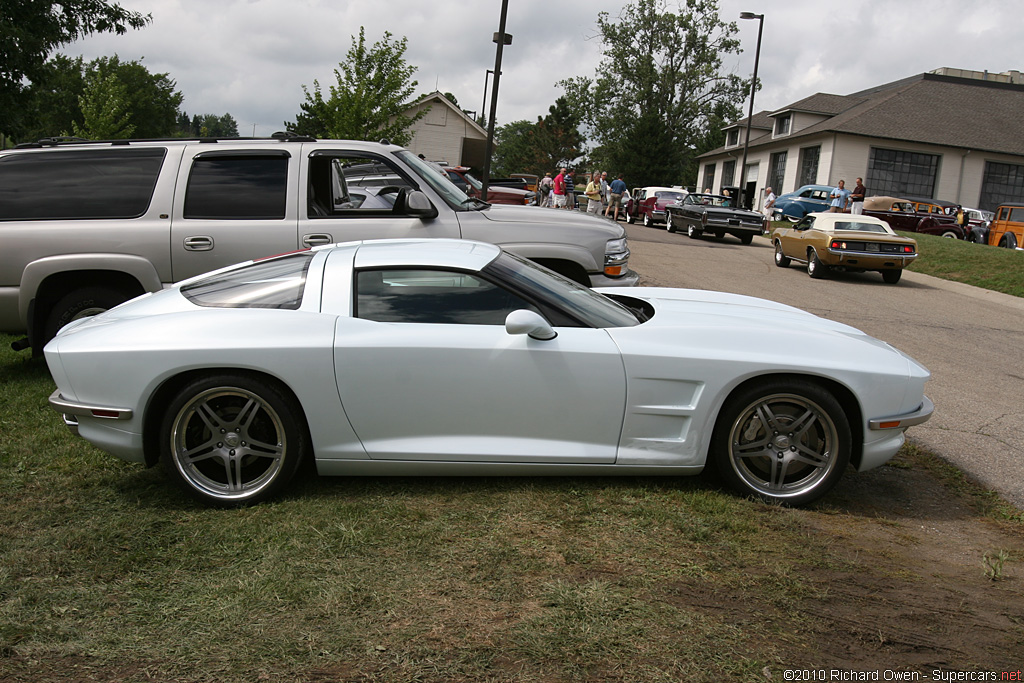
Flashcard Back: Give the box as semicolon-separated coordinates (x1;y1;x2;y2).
604;238;630;277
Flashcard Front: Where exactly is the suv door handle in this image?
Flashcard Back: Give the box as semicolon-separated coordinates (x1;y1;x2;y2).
183;236;214;251
302;233;334;247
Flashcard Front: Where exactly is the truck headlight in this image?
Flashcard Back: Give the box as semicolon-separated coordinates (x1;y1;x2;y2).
604;238;630;277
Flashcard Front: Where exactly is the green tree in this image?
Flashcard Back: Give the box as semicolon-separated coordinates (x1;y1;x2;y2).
19;54;183;140
492;97;587;177
73;70;134;138
0;1;150;138
178;112;240;137
287;27;425;145
561;0;747;188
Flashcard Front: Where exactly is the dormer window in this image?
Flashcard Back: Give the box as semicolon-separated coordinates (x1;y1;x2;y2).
774;114;791;136
727;129;739;147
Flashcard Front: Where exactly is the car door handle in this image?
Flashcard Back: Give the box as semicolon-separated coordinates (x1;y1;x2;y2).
303;233;334;247
183;236;214;251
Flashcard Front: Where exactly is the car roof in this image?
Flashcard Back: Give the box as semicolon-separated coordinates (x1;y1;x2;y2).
804;212;895;230
351;238;501;271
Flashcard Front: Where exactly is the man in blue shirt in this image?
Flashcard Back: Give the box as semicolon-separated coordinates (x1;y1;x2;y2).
830;180;851;212
606;174;628;221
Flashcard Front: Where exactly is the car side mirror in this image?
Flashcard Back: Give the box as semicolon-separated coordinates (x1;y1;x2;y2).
404;189;439;219
505;310;557;341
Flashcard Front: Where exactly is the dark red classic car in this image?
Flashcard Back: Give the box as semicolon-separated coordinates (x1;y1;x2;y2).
861;196;965;239
625;186;688;227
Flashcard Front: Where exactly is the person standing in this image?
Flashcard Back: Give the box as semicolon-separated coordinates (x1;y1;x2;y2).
599;171;610;213
606;174;627;220
552;168;567;209
538;172;553;207
564;171;576;210
850;177;866;215
830;180;850;213
763;186;777;219
585;171;603;214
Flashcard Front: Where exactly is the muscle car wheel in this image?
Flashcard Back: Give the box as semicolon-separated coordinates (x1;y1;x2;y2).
774;242;791;267
161;374;308;506
712;380;851;506
807;250;828;279
881;270;902;284
666;214;676;232
687;223;702;239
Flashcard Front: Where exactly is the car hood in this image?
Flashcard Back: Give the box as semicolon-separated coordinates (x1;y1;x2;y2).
600;286;928;379
473;204;624;237
700;206;764;220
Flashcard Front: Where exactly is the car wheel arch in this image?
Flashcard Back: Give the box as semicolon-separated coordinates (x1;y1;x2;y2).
142;368;312;470
31;270;147;353
708;372;865;468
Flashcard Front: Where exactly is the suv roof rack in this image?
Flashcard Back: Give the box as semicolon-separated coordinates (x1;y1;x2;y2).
13;132;319;149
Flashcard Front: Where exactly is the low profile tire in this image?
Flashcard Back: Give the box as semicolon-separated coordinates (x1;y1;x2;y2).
774;241;791;268
687;223;702;239
711;379;852;506
43;286;131;345
1000;233;1018;249
739;233;754;245
161;374;309;507
807;250;828;279
881;269;902;284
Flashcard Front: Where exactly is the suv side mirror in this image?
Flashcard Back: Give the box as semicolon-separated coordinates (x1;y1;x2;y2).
403;189;438;219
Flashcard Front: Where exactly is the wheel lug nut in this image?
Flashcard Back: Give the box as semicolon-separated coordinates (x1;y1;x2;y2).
217;442;223;448
230;449;236;456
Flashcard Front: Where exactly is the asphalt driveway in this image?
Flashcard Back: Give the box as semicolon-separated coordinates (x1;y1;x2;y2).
623;223;1024;508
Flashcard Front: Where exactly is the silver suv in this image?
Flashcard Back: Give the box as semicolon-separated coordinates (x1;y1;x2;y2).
0;136;636;352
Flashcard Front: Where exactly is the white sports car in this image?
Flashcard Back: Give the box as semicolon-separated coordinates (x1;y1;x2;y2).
45;239;933;507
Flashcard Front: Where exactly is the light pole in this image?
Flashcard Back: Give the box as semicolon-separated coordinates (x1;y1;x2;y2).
738;11;764;211
480;69;495;127
481;0;511;202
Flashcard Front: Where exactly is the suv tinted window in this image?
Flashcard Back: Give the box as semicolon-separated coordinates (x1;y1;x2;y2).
0;148;165;220
184;153;288;219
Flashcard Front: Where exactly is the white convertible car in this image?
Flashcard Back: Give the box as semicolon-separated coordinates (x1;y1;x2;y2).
45;239;932;507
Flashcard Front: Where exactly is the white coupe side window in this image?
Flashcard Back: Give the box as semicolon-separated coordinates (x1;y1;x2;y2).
355;268;539;325
181;251;314;309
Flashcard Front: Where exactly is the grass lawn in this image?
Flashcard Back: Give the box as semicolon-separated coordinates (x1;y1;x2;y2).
902;231;1024;297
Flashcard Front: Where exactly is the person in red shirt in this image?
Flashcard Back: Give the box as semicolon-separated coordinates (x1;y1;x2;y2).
552;168;567;209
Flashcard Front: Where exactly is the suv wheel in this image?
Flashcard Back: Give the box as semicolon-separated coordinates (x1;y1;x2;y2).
43;286;130;345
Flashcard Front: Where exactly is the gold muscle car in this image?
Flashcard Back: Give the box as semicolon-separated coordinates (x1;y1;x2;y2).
771;212;917;284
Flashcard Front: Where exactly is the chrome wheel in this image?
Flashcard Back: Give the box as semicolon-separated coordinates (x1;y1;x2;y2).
713;381;850;505
687;223;701;239
774;242;791;267
162;375;306;506
807;250;827;279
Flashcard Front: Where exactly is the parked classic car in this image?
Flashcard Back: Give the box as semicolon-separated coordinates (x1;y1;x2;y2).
771;184;835;221
771;212;918;283
861;196;965;239
665;193;767;244
625;187;688;226
45;238;931;508
442;166;536;205
963;207;995;244
987;203;1024;249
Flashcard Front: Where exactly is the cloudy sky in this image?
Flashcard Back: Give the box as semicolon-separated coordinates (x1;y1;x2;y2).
63;0;1019;137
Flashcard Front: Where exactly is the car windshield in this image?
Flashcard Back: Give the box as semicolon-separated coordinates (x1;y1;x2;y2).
395;150;482;211
834;221;890;234
485;252;640;329
181;251;315;309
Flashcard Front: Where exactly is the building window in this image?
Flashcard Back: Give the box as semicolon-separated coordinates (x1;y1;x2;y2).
866;147;939;198
769;151;787;192
721;159;735;187
979;161;1024;213
702;164;715;193
774;115;791;136
727;129;739;147
798;146;820;187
